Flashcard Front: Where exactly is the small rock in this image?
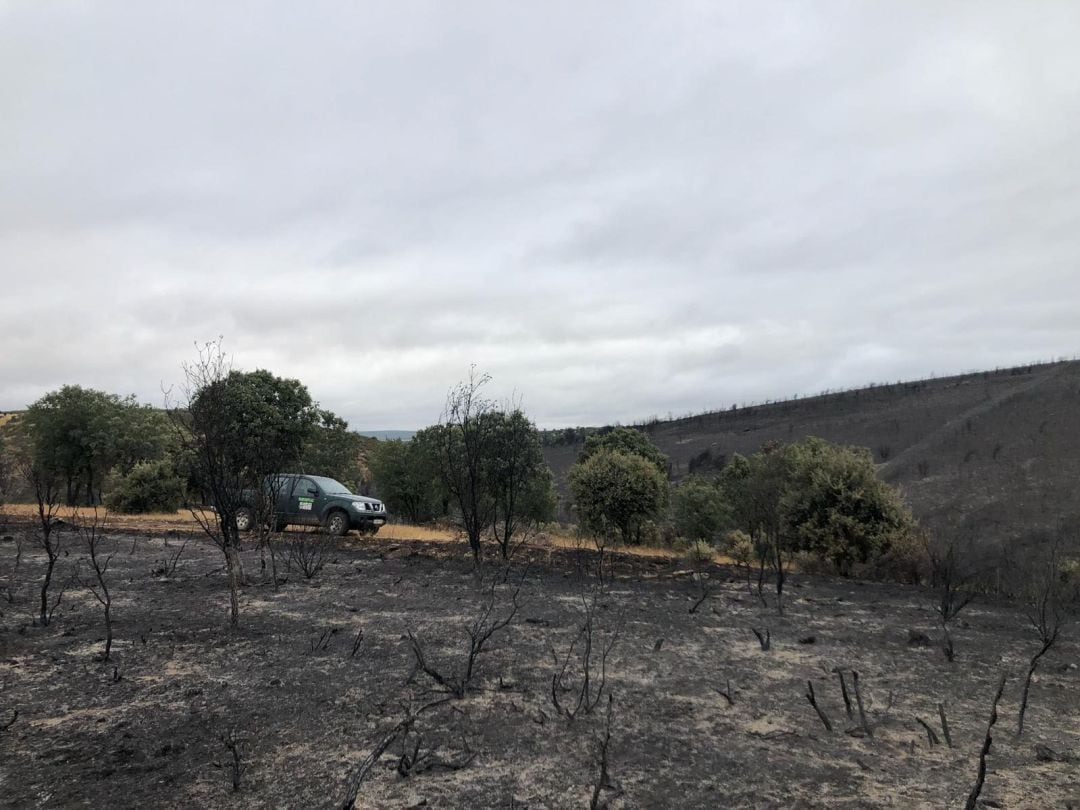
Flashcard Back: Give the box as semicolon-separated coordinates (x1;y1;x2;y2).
907;630;933;647
1035;743;1067;763
798;636;816;645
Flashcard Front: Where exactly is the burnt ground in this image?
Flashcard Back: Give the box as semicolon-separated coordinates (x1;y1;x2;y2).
0;526;1078;809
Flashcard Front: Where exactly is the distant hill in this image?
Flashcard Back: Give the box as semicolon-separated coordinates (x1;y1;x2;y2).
542;360;1080;547
357;430;414;441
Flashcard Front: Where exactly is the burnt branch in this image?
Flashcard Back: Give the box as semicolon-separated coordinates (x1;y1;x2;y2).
964;674;1007;810
350;627;364;659
220;727;246;792
938;702;953;748
338;699;448;809
73;508;115;660
408;568;525;698
852;671;871;737
915;717;940;746
805;681;833;733
551;588;623;721
837;670;853;718
308;626;339;655
589;694;618;810
396;729;476;777
714;679;735;706
751;627;771;651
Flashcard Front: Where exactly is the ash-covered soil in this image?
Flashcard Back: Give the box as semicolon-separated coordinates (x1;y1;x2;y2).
0;528;1077;809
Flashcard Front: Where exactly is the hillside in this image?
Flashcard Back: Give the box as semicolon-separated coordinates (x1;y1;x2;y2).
543;360;1080;547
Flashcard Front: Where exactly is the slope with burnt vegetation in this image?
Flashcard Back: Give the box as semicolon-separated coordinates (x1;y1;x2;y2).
543;360;1080;546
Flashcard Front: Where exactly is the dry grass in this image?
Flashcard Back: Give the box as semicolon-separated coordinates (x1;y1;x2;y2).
0;502;731;564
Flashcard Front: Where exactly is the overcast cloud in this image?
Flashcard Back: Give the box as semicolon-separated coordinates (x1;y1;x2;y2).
2;1;1079;429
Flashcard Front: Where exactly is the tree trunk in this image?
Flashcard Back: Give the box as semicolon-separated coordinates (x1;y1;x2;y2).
103;602;113;660
773;538;785;616
225;540;241;628
39;548;56;626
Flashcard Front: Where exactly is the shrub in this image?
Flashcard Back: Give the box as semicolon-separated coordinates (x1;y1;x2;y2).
855;531;928;585
104;459;184;514
722;530;755;567
683;540;715;566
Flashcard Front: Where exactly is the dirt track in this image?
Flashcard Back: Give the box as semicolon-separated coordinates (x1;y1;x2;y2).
1;523;1078;808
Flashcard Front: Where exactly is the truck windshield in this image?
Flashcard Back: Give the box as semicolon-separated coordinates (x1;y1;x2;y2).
309;476;352;495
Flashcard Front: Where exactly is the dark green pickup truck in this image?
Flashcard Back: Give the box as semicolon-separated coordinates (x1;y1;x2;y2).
235;473;388;536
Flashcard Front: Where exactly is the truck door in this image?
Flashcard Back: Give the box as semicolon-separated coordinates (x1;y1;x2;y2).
289;476;321;525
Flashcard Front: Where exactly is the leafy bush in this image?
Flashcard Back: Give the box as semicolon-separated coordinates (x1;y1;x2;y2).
855;530;927;585
671;475;731;544
722;530;755;567
683;540;715;566
104;459;184;514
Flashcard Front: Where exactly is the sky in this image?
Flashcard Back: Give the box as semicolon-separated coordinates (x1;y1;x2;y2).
2;2;1079;430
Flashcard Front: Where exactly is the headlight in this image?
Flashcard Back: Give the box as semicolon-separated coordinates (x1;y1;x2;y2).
353;502;366;511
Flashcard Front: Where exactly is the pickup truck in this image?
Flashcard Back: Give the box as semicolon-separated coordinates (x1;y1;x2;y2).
235;473;388;536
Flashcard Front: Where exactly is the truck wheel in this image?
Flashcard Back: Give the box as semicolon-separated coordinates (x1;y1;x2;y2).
325;510;350;536
235;507;255;532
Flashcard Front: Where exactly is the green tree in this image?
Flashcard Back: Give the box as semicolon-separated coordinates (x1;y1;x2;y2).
782;438;916;576
427;371;555;563
171;343;319;627
370;434;445;524
487;409;556;558
578;426;668;475
23;386;171;505
301;409;369;493
718;443;799;613
718;437;918;612
570;448;669;546
433;370;499;563
671;474;732;544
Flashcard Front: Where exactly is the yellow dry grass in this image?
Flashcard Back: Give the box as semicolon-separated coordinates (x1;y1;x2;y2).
0;503;736;565
0;412;19;428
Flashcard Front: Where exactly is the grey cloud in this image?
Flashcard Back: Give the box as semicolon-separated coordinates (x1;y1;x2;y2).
2;1;1079;430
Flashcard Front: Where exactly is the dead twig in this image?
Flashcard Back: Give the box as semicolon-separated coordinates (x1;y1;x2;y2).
751;627;770;651
551;587;623;721
308;627;339;655
852;670;871;737
590;694;618;810
937;699;954;751
805;681;833;733
409;567;526;698
916;717;940;746
338;699;448;809
220;727;245;792
350;627;364;659
714;679;735;706
688;574;710;614
837;670;853;718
